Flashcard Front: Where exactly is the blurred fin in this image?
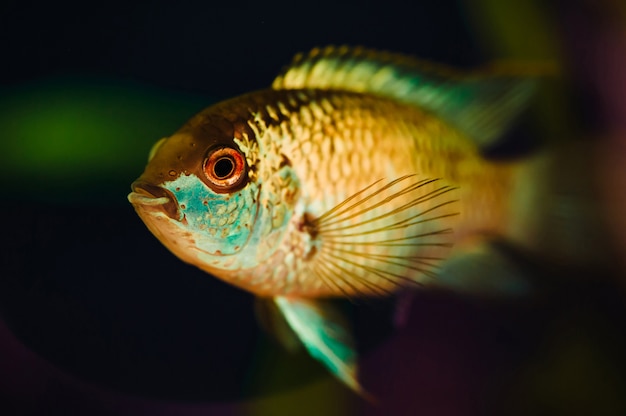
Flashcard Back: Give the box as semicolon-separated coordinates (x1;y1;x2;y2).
274;296;371;398
436;241;532;296
273;45;555;147
254;296;301;352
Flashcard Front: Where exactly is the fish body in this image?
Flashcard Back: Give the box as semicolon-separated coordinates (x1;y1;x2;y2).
128;46;541;394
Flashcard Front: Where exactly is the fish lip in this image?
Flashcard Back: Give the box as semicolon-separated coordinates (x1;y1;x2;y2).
127;192;170;206
128;181;181;220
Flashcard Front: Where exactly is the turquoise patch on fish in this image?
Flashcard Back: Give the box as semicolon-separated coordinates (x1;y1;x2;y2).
162;173;258;255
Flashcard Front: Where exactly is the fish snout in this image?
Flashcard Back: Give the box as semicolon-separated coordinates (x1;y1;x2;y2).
128;181;181;220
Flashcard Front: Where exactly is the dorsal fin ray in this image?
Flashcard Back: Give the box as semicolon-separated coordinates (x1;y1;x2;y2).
272;46;554;147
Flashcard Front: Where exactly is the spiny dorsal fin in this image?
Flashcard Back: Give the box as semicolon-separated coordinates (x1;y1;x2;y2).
273;46;555;147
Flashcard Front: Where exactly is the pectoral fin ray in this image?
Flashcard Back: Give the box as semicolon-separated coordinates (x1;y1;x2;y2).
305;175;459;297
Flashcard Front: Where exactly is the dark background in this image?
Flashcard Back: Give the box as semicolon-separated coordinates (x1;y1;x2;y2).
0;1;486;94
2;0;626;415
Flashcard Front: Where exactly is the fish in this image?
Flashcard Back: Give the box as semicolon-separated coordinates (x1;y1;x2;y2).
128;46;546;395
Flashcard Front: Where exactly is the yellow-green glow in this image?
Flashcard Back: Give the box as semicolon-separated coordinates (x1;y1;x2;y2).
0;78;211;199
463;0;560;60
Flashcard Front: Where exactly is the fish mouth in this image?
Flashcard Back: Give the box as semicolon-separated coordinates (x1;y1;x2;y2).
128;181;181;220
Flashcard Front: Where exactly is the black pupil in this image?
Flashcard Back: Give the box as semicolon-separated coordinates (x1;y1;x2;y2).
213;157;235;179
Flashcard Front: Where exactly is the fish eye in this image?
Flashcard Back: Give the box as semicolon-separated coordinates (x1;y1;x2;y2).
203;146;247;192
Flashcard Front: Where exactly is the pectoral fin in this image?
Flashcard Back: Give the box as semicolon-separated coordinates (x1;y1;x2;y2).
273;296;367;397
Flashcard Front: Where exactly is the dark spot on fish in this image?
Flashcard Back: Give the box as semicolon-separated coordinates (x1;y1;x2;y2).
298;212;318;239
203;200;208;206
169;170;177;176
304;245;317;262
180;204;186;210
175;187;181;191
279;154;291;168
234;246;240;251
283;187;298;206
248;164;258;178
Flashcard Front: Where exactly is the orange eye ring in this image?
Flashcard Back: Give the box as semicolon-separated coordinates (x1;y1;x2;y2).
203;146;247;191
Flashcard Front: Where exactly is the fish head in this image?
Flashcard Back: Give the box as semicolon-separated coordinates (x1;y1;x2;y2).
128;108;300;278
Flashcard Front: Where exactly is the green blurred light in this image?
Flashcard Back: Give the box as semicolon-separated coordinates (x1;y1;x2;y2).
462;0;560;59
0;77;213;200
